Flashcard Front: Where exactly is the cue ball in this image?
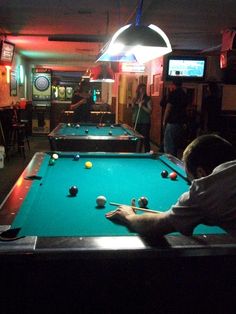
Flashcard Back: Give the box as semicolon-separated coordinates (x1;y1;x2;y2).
85;129;89;133
67;123;71;127
108;131;112;135
85;161;92;169
69;186;78;196
138;197;148;208
161;170;168;178
169;172;177;180
75;124;80;128
110;125;114;128
96;195;107;207
52;153;59;160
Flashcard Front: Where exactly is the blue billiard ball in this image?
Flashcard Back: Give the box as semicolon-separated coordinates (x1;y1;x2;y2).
74;154;80;161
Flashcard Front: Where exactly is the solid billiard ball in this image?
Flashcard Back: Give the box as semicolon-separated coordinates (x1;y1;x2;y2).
161;170;169;178
138;196;148;208
69;186;78;196
52;153;59;160
169;172;177;180
96;195;107;207
85;161;92;169
108;131;112;135
85;129;89;134
48;158;55;166
74;154;80;161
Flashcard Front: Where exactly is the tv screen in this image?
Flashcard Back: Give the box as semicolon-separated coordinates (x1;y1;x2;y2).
0;40;15;65
166;56;207;81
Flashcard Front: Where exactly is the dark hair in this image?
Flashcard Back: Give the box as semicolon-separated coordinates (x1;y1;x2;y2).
78;80;91;93
183;134;236;177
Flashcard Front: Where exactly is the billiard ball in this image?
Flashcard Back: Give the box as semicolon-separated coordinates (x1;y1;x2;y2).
52;153;59;160
161;170;168;178
75;124;80;128
67;123;71;127
108;131;112;135
169;172;177;180
85;129;89;134
69;186;78;196
110;125;114;128
74;154;80;161
138;196;148;208
85;161;92;169
124;131;128;135
48;158;55;166
96;195;107;207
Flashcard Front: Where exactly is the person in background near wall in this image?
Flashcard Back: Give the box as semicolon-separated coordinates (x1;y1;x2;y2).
70;80;95;123
163;78;188;157
132;83;153;152
201;81;222;134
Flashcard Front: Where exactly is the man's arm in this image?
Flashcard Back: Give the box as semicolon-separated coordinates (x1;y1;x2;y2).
70;98;87;110
106;205;176;237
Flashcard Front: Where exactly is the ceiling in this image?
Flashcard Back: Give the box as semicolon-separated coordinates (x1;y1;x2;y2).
0;0;236;71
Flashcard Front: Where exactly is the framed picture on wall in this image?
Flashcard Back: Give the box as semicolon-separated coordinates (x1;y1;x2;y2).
152;74;161;96
10;71;17;96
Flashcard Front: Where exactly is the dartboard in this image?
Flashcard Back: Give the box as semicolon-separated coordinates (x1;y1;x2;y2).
34;76;50;91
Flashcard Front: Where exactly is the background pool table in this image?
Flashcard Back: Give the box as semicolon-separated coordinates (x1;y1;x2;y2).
48;123;144;152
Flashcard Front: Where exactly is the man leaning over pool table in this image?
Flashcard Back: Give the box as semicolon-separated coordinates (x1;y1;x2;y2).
106;134;236;237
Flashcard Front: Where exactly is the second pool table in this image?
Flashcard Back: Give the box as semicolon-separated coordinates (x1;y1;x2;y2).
48;123;144;152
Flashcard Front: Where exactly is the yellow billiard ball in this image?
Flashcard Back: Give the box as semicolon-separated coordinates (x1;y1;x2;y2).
85;161;93;169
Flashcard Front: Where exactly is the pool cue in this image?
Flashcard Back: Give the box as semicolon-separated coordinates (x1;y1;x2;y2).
109;202;161;214
134;102;142;131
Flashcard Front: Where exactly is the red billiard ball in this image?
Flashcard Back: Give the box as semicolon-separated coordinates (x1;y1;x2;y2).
169;172;177;180
161;170;168;178
69;186;78;196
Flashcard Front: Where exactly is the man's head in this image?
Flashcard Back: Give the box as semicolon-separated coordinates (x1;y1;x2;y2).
183;134;236;180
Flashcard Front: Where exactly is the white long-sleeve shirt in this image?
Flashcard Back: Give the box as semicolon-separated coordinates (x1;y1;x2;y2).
166;160;236;236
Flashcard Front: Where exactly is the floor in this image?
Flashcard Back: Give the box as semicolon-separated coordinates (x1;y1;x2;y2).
0;135;50;204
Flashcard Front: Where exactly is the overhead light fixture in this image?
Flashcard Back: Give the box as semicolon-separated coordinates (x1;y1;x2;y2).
96;0;172;63
90;64;115;83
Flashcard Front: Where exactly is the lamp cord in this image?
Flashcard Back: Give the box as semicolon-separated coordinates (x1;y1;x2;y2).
135;0;144;26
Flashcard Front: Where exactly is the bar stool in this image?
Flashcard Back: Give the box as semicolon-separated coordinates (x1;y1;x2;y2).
10;122;30;159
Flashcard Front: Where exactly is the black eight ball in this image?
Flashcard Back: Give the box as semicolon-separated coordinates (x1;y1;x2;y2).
161;170;169;178
69;186;78;196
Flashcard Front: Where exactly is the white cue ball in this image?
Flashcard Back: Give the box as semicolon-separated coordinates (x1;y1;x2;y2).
96;195;107;207
52;153;59;159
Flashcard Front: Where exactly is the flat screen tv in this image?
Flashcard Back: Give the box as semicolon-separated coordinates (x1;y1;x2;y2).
0;40;15;65
166;56;207;81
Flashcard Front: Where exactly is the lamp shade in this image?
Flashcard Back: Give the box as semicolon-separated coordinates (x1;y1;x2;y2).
97;24;172;64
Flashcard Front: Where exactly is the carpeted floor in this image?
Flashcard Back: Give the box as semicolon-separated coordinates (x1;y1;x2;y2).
0;135;50;204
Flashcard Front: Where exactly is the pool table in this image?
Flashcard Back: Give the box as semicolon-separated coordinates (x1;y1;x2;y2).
1;152;236;313
48;122;144;152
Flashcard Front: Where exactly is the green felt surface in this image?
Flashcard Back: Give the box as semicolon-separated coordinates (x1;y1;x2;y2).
57;124;132;137
11;153;225;237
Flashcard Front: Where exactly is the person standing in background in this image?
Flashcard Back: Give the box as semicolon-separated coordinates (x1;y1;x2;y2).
163;78;188;157
201;81;222;134
70;80;94;123
132;83;152;152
